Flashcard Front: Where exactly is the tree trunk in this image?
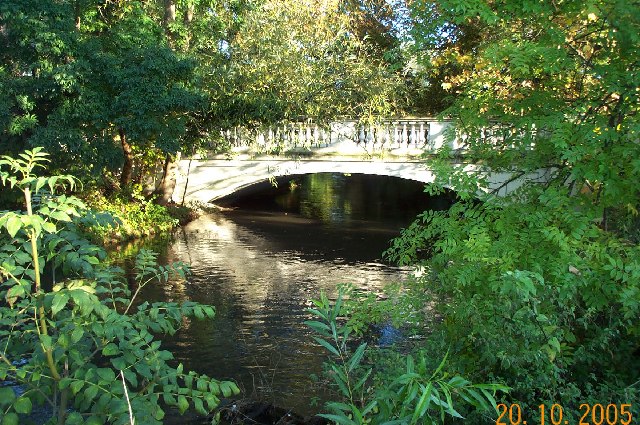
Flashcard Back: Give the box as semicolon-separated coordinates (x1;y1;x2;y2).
163;0;176;44
184;1;194;50
155;154;177;205
74;0;81;30
153;0;181;205
119;129;133;187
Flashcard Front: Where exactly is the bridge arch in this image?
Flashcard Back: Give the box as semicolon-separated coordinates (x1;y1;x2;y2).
174;158;449;204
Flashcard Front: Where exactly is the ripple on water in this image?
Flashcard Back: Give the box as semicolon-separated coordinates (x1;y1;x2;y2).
136;212;413;416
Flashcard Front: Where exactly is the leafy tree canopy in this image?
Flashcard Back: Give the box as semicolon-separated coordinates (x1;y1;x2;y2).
207;0;410;126
383;0;640;416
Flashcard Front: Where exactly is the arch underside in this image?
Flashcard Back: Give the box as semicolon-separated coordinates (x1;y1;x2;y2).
174;158;549;204
175;159;443;204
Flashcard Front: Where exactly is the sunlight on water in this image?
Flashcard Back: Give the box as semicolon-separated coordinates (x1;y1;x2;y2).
136;174;454;416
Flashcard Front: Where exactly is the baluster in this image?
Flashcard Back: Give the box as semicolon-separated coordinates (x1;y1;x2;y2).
424;122;431;150
410;122;417;146
313;125;319;147
256;130;265;146
358;125;366;144
377;125;384;146
393;123;400;147
297;123;303;146
383;124;390;147
306;124;312;146
419;122;425;146
402;123;408;146
291;124;298;148
292;124;298;146
267;127;274;145
328;123;334;147
289;124;295;147
366;125;374;145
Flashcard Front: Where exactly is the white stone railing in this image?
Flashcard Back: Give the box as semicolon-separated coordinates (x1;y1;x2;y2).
213;118;464;156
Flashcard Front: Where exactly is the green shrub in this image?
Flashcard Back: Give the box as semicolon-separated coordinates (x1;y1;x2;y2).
80;186;179;243
385;189;640;421
0;149;239;425
307;291;507;424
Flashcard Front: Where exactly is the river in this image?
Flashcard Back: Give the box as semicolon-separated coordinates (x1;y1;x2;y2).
132;173;454;417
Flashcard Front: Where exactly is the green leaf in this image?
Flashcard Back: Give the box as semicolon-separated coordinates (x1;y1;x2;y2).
59;378;72;390
51;292;69;316
305;320;331;334
0;387;16;406
163;392;177;405
71;327;84;343
465;388;490;411
42;221;57;233
96;368;116;383
480;388;499;413
412;382;433;423
448;376;470;388
1;412;18;425
194;398;207;415
84;384;99;401
40;334;53;351
220;381;239;397
70;380;85;395
313;336;340;356
50;211;71;222
204;393;219;410
347;342;367;372
102;343;119;356
318;413;357;425
5;215;22;238
13;396;32;414
177;395;189;414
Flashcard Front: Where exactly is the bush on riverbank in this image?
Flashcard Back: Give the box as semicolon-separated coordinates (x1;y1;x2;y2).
79;185;197;244
0;149;238;424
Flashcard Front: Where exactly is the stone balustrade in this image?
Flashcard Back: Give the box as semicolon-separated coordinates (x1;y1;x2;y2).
213;118;462;157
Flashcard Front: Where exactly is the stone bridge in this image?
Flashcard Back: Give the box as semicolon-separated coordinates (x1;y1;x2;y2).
173;118;549;204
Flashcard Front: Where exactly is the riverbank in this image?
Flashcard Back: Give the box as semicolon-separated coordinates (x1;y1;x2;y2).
79;188;204;244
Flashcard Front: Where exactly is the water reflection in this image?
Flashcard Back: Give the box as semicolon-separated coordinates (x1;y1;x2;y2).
218;173;456;224
138;174;455;415
140;213;410;415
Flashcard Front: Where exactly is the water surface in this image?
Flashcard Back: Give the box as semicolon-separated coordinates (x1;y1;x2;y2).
136;174;453;415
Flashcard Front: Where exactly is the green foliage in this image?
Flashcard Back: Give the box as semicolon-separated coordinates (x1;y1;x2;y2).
80;186;179;243
0;0;204;183
412;0;640;206
1;0;411;193
307;291;507;424
385;190;640;418
205;0;409;126
378;0;640;420
0;149;239;424
337;282;431;338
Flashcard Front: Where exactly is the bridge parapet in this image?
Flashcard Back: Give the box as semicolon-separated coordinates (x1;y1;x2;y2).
212;118;464;158
174;117;542;204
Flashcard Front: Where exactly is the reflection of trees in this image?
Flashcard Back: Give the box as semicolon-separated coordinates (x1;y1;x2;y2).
159;213;408;380
120;207;412;410
298;173;351;223
281;173;456;223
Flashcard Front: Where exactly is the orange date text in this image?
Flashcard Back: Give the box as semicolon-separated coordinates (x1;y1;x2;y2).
495;403;633;425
